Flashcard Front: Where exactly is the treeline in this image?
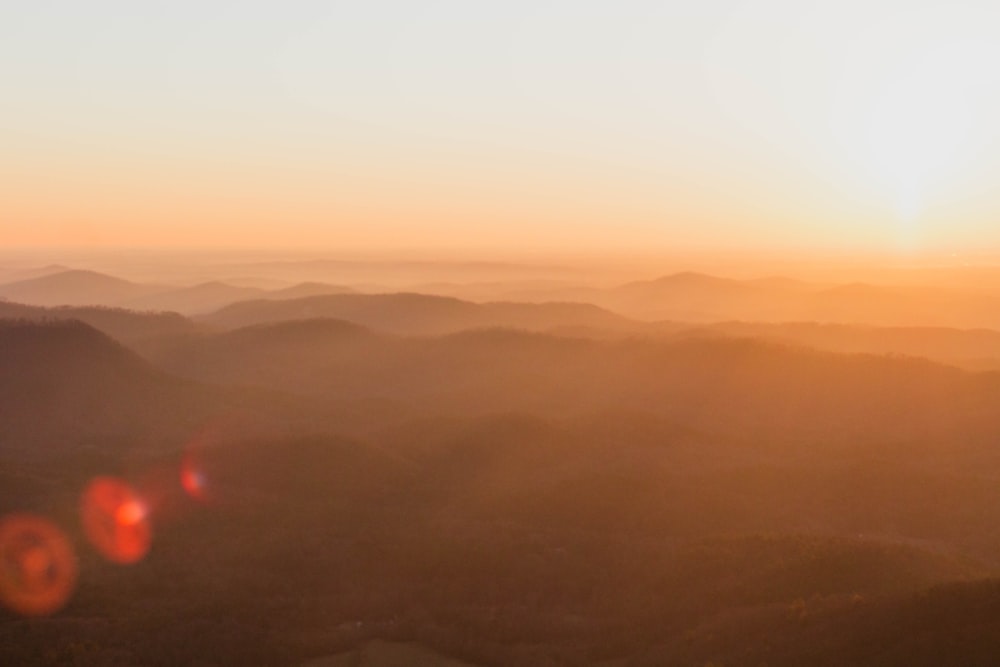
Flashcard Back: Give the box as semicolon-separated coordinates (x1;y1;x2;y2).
4;319;1000;665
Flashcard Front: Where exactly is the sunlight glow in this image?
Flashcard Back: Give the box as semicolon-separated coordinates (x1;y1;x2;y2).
863;43;986;235
825;8;1000;251
3;2;1000;254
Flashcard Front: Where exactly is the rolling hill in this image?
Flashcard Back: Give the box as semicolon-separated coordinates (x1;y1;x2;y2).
0;319;340;475
672;321;1000;371
123;281;359;314
146;322;1000;454
0;269;360;314
0;320;225;465
0;269;165;307
5;316;1000;665
201;293;634;334
124;281;268;314
516;271;1000;329
0;264;70;284
268;281;357;300
0;300;198;344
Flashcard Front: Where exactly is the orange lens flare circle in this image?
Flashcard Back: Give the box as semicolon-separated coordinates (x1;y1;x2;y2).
180;454;208;502
80;477;152;565
0;513;78;616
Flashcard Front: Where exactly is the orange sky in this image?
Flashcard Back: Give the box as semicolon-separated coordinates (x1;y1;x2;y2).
3;2;1000;255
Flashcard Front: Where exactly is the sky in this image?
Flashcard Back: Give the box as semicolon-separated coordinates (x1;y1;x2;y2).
3;1;1000;256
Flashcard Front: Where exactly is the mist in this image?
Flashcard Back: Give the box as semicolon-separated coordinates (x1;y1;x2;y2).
4;251;1000;666
6;1;1000;664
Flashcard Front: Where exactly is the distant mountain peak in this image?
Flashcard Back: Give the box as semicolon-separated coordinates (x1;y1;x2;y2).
663;270;726;281
638;271;740;288
0;269;165;308
266;281;357;299
612;271;746;297
27;268;135;285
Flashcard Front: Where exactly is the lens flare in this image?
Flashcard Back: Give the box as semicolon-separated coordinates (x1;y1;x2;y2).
180;454;208;502
0;513;78;616
80;477;152;565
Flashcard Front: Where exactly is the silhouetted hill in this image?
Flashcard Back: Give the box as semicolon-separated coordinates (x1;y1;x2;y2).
527;318;1000;371
125;281;267;314
600;271;775;320
613;271;823;319
0;264;70;284
0;269;165;307
6;319;1000;665
146;325;1000;453
409;279;585;303
357;408;1000;558
0;318;162;382
203;293;472;332
222;317;374;345
202;293;633;335
618;271;747;295
129;281;359;314
0;320;321;472
0;301;197;344
9;297;1000;665
515;271;1000;328
676;321;1000;371
0;271;360;315
154;318;380;386
268;281;357;299
512;271;809;320
0;320;212;461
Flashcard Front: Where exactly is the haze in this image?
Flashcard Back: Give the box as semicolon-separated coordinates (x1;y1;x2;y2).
7;3;1000;667
5;1;1000;254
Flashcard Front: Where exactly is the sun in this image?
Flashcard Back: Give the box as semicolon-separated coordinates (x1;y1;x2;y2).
866;45;983;226
835;19;1000;251
779;2;1000;253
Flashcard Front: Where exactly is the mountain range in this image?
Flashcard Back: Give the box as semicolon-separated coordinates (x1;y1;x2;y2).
6;313;1000;665
0;269;356;314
